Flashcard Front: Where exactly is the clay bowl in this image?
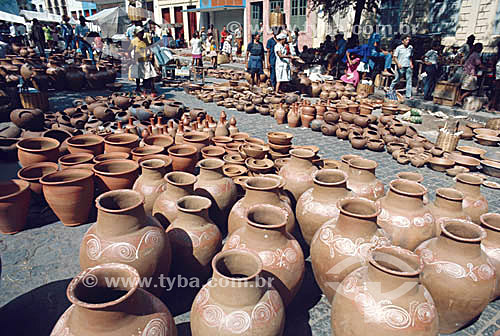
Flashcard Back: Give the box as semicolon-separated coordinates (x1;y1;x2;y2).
473;128;499;137
143;134;174;151
481;150;500;163
17;162;59;194
224;143;241;155
241;143;269;159
396;171;424;183
131;145;165;161
212;136;233;147
94;152;130;163
446;166;470;177
104;133;140;153
92;159;140;192
223;153;245;166
321;159;342;170
223;164;248;178
0;179;31;234
245;158;275;175
231;132;250;143
16;137;61;167
428;157;455;172
457;145;486;159
66;134;104;156
244;137;266;146
268;149;290;161
58;153;94;170
475;135;500;146
481;160;500;178
268;142;292;154
201;146;226;159
452;154;480;171
466;122;484;129
267;131;293;145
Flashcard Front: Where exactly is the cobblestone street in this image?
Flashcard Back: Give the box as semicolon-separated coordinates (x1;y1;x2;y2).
1;76;500;336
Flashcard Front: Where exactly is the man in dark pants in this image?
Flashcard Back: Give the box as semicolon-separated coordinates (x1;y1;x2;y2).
31;19;46;57
266;28;279;89
423;41;441;100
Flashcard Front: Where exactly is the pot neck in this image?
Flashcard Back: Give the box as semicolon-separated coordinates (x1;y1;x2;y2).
290;154;314;170
455;179;481;197
96;206;145;237
141;165;166;180
366;263;419;295
437;232;482;258
244;187;282;204
312;180;349;199
434;194;462;212
199;166;224;181
72;296;133;328
210;273;266;307
349;165;376;183
176;208;211;226
385;187;424;211
244;221;287;242
336;211;378;237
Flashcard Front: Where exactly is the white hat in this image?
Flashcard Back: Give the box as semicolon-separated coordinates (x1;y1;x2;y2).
276;32;287;40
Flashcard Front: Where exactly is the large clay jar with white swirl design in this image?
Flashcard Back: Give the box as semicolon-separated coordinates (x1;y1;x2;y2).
332;246;439;336
190;249;285;336
132;159;169;216
167;195;222;279
377;179;434;251
80;190;171;295
415;219;496;334
480;213;500;299
310;197;390;303
347;157;385;201
453;173;488;224
224;204;304;306
279;148;318;203
427;188;470;236
296;169;353;246
50;263;177;336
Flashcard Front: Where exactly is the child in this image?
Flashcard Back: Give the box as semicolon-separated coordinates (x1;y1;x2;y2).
341;57;360;87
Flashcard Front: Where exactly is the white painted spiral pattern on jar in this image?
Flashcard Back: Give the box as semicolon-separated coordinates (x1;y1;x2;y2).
143;318;168;336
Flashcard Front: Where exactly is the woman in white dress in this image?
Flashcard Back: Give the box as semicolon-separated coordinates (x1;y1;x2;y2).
274;32;295;94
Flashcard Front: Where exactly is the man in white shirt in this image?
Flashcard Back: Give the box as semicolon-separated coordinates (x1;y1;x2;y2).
390;35;414;99
234;25;242;56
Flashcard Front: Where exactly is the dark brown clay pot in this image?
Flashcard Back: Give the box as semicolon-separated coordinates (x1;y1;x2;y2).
416;219;495;334
67;134;104;156
190;249;285;336
454;173;488;224
92;159;140;192
132;159;168;215
80;189;171;294
224;204;304;306
353;115;369;128
332;246;438;335
168;144;198;173
279;148;318;203
40;168;94;226
324;111;340;124
321;122;338;136
50;263;176;336
10;108;44;131
347;158;384;201
16;137;60;167
0;179;31;234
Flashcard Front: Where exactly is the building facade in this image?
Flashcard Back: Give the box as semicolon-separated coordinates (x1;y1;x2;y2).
155;0;199;42
36;0;97;18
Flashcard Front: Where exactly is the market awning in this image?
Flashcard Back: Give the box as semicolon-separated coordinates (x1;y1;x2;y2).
182;5;245;12
0;10;26;24
19;10;61;23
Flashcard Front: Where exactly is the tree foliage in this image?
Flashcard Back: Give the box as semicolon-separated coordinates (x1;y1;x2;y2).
310;0;381;31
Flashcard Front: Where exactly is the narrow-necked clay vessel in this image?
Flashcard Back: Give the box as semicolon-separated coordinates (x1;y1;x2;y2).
428;188;470;236
190;249;285;335
17;162;59;194
133;159;167;215
50;263;177;336
41;168;94;226
224;204;304;306
279;148;318;203
228;176;295;234
332;246;439;335
167;195;221;278
104;133;140;153
16;137;60;167
92;159;140;192
296;169;352;245
0;180;31;234
377;179;434;250
80;189;171;294
480;213;500;299
453;173;488;224
168;144;198;173
347;157;385;201
66;134;104;156
416;219;496;334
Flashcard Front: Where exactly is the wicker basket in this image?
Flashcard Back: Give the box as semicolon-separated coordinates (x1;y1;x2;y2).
436;130;460;152
486;118;500;130
128;6;147;21
20;91;49;111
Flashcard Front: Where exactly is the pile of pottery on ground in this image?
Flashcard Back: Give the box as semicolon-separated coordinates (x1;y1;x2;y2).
1;80;500;336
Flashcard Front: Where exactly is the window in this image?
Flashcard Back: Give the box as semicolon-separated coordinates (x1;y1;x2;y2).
270;0;284;12
494;0;500;35
291;0;307;31
378;0;401;37
251;2;263;35
39;4;43;11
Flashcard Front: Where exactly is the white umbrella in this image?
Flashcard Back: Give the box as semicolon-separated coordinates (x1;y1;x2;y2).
86;7;130;38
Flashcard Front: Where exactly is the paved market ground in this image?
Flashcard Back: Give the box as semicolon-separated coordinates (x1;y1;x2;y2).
1;74;500;336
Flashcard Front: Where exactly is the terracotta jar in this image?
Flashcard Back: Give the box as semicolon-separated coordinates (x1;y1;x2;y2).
454;173;488;224
183;131;210;159
275;104;286;124
153;171;197;229
92;159;140;192
416;219;496;334
40;169;94;226
94;152;130;163
131;145;165;161
80;189;171;293
50;263;176;336
224;204;305;306
58;153;94;170
480;213;500;299
377;179;434;251
347;157;384;201
279;148;317;203
0;180;31;234
296;169;352;245
168;144;198;173
428;188;470;236
166;195;221;278
332;246;439;335
229;176;295;234
104;133;140;153
190;249;285;336
287;106;300;127
16;137;60;167
67;134;105;156
132;159;168;215
194;158;238;230
17;162;59;194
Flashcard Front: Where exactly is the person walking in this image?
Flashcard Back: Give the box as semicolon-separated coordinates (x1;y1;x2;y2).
390;35;414;99
31;19;46;57
457;43;483;105
129;27;157;95
61;15;74;50
422;41;440;101
191;31;203;67
275;32;295;94
220;26;228;50
266;30;279;89
75;16;94;62
245;33;265;89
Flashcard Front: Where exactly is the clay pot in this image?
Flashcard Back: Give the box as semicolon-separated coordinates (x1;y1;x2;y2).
201;145;226;159
67;134;104;156
92;159;140;192
166;195;221;278
228;176;295;234
353;115;369;128
104;133;140;154
300;113;314;128
296;169;352;245
336;126;349;139
279;148;318;203
131;145;164;161
454;173;488;224
324;111;340;124
428;188;470;236
50;263;176;336
377;179;434;250
332;245;438;335
59;153;94;170
93;106;115;122
168;144;198;173
267;131;293;145
366;139;385;151
0;180;31;234
10;108;44;131
347;158;385;201
17;162;59;194
416;219;495;334
40;169;94;226
113;95;132;110
480;213;500;298
321;122;338;136
93;152;130;163
183;131;210;158
311;197;390;303
224;204;305;306
390;122;407;136
275;104;286;124
190;249;285;335
132;159;168;215
350;136;367;150
144;134;174;152
16;137;60;167
287;108;300;127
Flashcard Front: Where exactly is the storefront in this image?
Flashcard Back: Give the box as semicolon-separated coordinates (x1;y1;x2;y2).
155;0;199;43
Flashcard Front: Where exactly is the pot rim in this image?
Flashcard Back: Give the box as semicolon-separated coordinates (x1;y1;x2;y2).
289;148;315;159
16;137;60;152
245;203;287;230
104;133;139;145
480;213;500;232
143;134;174;147
197;158;225;170
67;134;104;147
440;219;486;242
348;157;378;170
95;189;144;212
337;197;380;219
17;162;59;181
396;171;423;183
164;171;197;186
183;131;209;143
59;153;95;165
243;176;280;191
94;152;130;163
456;172;483;185
244;158;274;170
313;169;347;186
92;159;139;176
212;249;263;283
435;187;464;202
139;158;167;170
40;168;94;185
368;246;423;277
389;179;427;197
167;144;197;157
0;179;30;200
176;195;211;212
131;145;164;156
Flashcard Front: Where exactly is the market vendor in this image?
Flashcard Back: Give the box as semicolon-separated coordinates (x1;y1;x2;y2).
129;27;157;95
246;33;265;88
457;43;483;105
344;33;392;79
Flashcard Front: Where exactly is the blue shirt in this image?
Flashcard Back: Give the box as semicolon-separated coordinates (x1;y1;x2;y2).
75;24;89;38
336;38;347;55
247;42;264;57
266;38;277;67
